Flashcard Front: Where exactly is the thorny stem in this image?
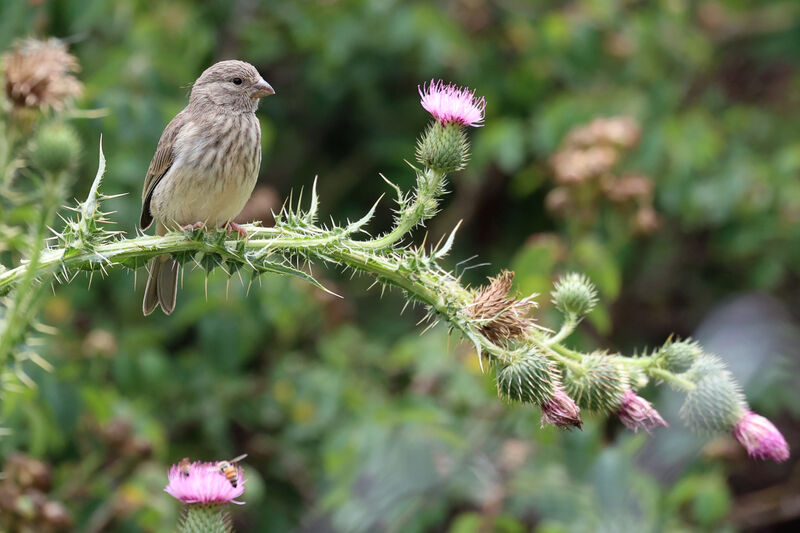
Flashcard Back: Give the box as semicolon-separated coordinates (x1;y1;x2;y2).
0;147;696;405
359;168;444;250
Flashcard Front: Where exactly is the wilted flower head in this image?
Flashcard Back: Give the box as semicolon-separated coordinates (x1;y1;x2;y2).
615;389;668;433
541;389;583;430
419;79;486;127
3;38;83;111
165;461;245;505
733;411;790;462
468;270;536;345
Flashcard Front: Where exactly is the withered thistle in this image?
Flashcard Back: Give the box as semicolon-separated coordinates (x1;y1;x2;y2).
3;38;83;111
468;270;536;345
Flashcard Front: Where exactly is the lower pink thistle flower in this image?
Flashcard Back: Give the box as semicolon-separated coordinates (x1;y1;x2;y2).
541;390;583;430
733;411;790;462
615;389;668;434
418;79;486;128
165;461;245;505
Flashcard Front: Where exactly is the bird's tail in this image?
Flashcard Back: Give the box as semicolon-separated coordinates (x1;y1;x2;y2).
143;255;179;315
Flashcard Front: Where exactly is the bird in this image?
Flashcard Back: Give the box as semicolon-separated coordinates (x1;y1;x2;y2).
140;60;275;315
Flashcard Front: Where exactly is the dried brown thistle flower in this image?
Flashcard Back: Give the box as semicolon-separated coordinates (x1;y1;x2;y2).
602;173;654;203
468;270;536;345
3;38;83;111
550;145;619;184
565;116;641;149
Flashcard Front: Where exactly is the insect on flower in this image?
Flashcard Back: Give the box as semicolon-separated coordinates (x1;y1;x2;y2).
178;457;192;477
216;454;247;488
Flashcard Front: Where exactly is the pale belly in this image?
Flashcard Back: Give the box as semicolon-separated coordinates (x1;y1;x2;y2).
150;165;256;229
149;114;261;229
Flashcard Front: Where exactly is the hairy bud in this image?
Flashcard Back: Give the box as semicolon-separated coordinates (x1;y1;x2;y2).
30;122;81;174
655;338;701;374
540;389;583;430
733;411;790;462
551;273;598;318
416;121;470;174
680;354;745;431
496;353;557;405
563;353;628;413
615;389;668;433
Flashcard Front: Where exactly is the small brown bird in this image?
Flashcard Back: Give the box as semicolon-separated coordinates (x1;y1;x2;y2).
140;60;275;315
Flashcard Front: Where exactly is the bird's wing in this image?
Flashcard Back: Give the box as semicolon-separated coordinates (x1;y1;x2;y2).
140;110;190;230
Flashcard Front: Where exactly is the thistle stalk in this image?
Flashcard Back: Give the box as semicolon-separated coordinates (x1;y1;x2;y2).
0;79;789;462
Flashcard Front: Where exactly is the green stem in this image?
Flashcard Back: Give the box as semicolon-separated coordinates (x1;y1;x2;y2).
647;367;696;391
545;314;579;346
0;172;64;366
359;168;445;250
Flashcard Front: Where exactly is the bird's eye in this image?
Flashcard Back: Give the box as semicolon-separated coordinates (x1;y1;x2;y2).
232;78;243;85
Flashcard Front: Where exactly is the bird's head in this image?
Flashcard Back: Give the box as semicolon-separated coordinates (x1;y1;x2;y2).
189;60;274;113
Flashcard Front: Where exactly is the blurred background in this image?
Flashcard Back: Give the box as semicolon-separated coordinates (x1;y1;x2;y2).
1;0;800;531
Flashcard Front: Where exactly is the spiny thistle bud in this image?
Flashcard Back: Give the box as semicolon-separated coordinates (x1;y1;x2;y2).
563;353;628;413
733;411;790;462
540;389;583;430
680;354;745;432
30;122;81;174
3;38;83;111
615;389;668;433
416;121;470;174
468;270;536;345
551;273;598;318
496;353;557;405
655;338;701;374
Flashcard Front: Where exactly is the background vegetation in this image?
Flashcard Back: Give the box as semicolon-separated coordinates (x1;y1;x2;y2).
1;0;799;531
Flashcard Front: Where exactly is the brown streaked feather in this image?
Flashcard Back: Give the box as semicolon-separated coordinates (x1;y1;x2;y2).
140;109;190;230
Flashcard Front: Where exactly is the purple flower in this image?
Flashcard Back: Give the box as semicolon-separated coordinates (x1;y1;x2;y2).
165;461;245;505
419;80;486;128
615;389;668;434
541;390;583;430
733;411;790;462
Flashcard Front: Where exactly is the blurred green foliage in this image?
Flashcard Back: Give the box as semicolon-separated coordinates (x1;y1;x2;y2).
1;0;799;531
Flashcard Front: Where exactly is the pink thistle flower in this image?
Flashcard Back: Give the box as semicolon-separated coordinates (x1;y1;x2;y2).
615;389;668;434
419;79;486;127
165;461;245;505
541;390;583;430
733;411;790;462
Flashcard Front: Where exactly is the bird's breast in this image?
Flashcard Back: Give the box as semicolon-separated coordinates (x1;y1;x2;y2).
150;113;262;228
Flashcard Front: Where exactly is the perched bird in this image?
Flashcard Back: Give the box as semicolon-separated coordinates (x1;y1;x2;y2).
140;60;275;315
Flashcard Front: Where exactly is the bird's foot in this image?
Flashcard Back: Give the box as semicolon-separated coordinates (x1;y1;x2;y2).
225;221;248;239
181;221;205;231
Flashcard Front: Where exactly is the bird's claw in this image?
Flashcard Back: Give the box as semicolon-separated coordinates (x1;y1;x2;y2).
226;222;248;239
181;221;205;231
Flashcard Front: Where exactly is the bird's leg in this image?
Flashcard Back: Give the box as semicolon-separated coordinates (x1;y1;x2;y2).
180;221;205;231
225;221;248;239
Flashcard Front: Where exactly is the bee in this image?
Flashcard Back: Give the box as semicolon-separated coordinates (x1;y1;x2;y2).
178;457;192;477
216;454;247;488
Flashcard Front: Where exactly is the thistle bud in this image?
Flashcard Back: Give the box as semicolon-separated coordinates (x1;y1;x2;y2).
540;390;583;430
551;273;598;318
615;389;668;433
563;353;628;413
416;121;470;174
30;122;81;174
496;353;557;405
680;354;745;432
733;411;790;462
655;338;701;374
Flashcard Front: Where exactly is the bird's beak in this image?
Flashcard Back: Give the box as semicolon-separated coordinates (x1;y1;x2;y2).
251;78;275;98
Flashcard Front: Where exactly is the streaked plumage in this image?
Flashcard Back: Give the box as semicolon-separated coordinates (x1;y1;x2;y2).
141;60;274;315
